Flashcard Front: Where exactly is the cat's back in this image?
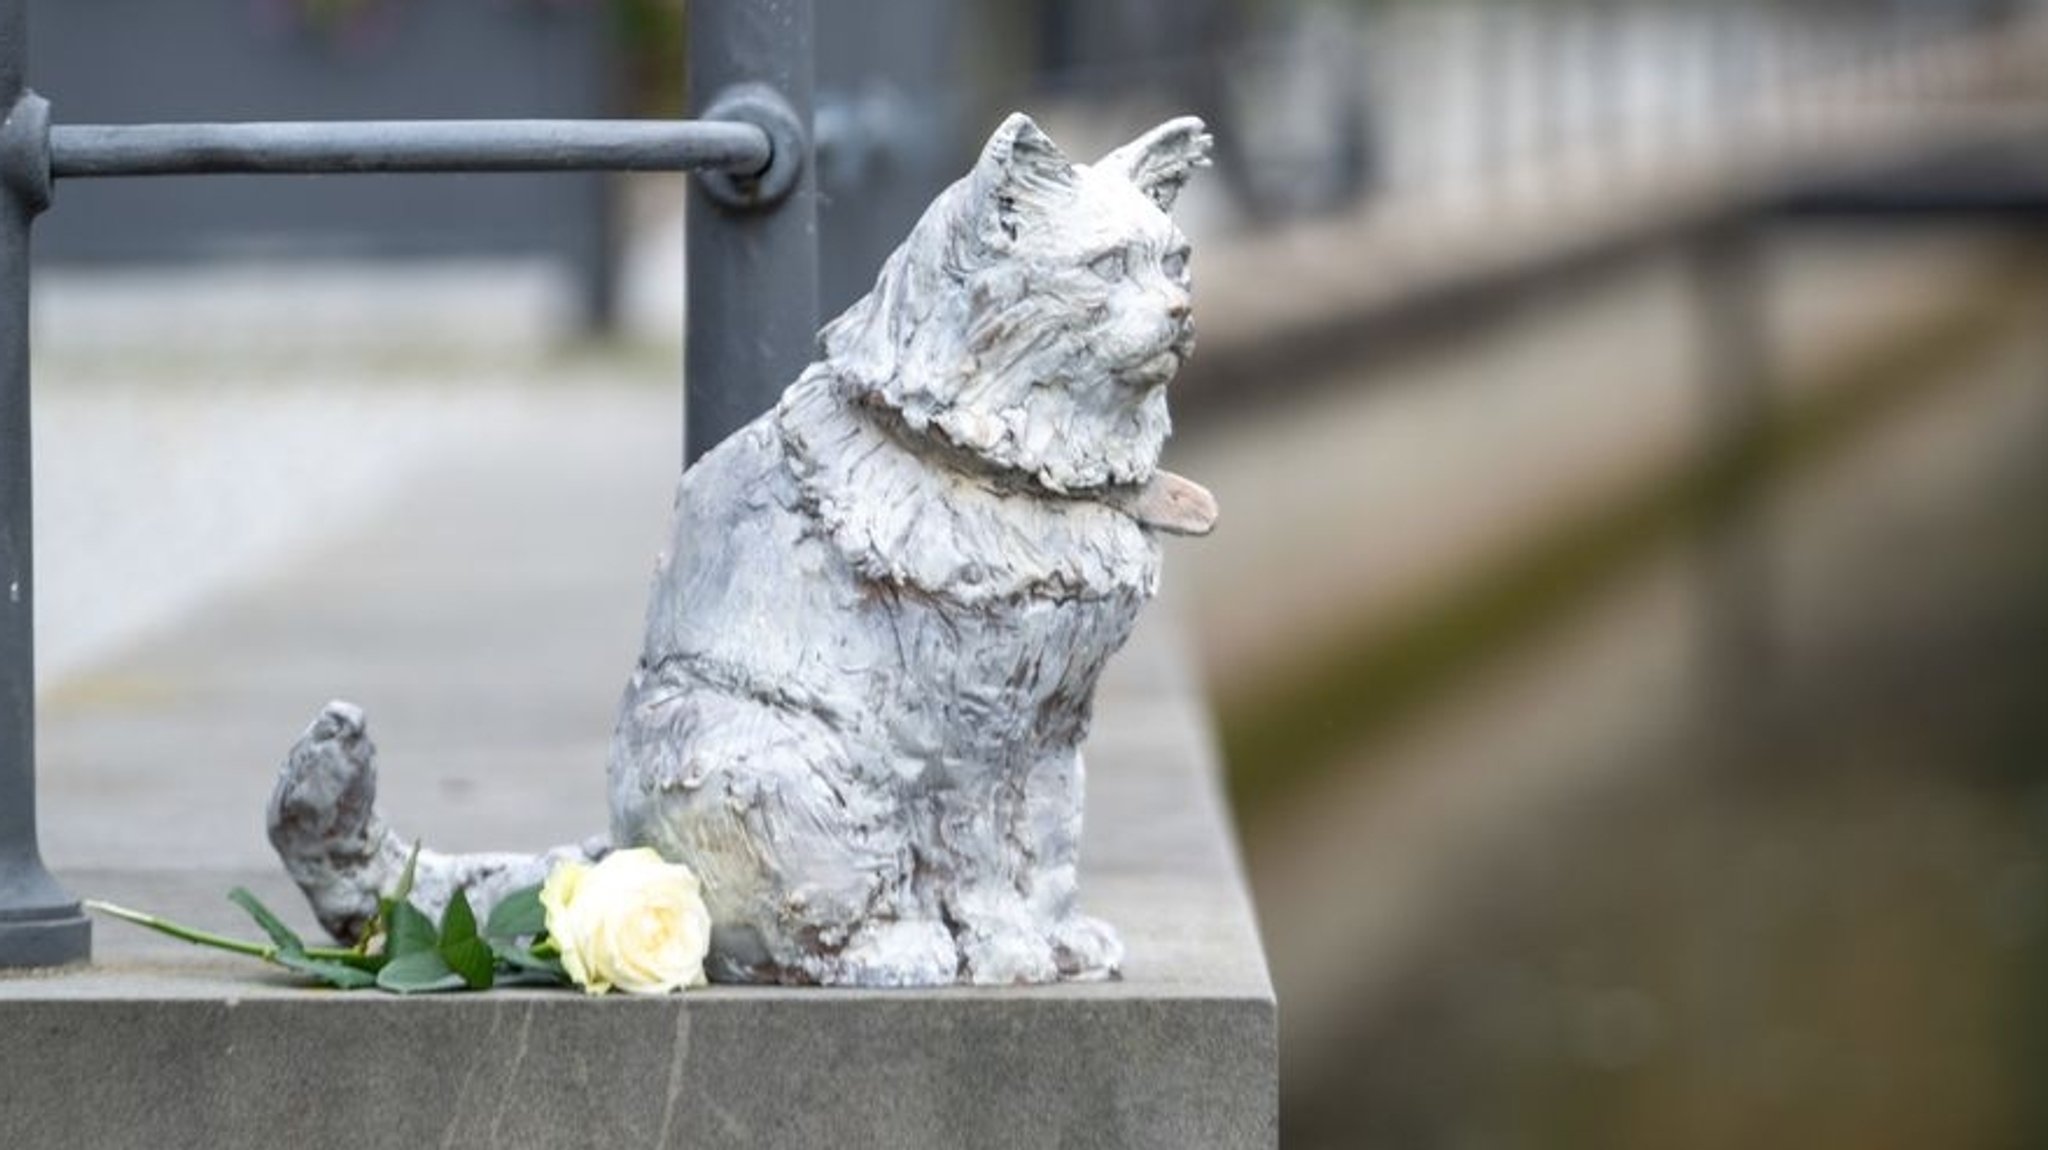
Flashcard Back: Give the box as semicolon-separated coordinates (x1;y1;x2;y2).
639;409;858;678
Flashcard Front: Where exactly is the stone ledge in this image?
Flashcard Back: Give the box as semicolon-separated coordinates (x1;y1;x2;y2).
4;927;1270;1150
2;619;1274;1149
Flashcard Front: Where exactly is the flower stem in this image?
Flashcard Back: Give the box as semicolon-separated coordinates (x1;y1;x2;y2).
84;899;366;964
85;899;276;959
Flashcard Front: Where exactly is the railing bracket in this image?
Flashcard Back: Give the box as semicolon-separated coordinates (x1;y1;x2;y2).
695;82;806;211
0;90;48;214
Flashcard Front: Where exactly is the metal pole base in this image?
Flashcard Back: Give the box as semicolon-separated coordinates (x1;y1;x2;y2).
0;848;91;969
0;905;90;969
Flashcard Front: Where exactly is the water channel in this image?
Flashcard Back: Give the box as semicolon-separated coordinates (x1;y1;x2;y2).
1184;221;2048;1147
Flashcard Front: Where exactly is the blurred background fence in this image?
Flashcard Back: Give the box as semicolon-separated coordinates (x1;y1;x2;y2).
29;0;2048;1145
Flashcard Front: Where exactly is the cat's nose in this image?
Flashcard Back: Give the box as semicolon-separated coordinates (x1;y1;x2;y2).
1167;300;1191;321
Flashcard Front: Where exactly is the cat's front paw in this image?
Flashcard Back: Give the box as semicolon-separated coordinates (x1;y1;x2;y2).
830;919;958;988
952;909;1059;985
1050;913;1124;981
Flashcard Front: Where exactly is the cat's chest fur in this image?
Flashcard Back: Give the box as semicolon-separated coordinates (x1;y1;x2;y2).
639;375;1159;750
775;377;1158;749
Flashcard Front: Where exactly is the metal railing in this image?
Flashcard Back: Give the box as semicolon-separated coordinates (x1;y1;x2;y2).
0;0;820;969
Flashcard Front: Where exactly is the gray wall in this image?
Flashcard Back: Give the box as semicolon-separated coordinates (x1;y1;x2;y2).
28;0;612;272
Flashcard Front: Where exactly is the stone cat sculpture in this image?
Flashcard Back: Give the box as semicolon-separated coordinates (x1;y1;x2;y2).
268;113;1217;987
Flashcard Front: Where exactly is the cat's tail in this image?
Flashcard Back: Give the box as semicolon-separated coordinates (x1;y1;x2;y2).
266;700;606;944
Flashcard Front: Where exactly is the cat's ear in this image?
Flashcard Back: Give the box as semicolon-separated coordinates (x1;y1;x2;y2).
1101;116;1213;212
972;113;1077;239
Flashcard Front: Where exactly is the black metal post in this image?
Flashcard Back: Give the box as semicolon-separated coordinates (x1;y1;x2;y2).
815;0;966;318
0;0;87;970
685;0;817;464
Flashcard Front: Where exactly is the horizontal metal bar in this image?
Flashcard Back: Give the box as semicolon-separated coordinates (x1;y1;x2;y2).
48;119;772;178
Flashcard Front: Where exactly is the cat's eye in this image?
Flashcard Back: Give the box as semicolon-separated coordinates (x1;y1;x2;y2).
1163;248;1190;281
1088;249;1128;280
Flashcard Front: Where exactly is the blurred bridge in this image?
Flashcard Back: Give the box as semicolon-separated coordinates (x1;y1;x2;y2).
1123;0;2048;404
1116;4;2048;1145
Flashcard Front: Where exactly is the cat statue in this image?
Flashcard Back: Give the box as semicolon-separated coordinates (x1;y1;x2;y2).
268;113;1218;987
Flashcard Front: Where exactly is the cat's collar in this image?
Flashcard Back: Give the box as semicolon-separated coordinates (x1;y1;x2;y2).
829;379;1215;536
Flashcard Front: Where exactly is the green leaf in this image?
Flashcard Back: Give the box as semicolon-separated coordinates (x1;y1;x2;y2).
491;939;569;981
441;888;479;947
356;894;393;958
375;949;466;994
492;966;571;988
432;889;493;989
276;950;379;990
441;936;496;990
374;849;420;928
483;885;547;940
386;899;440;959
392;841;422;904
329;949;386;973
228;887;306;956
354;908;388;958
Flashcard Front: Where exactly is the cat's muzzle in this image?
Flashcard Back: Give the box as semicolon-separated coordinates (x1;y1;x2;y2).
1118;329;1194;389
1117;350;1181;389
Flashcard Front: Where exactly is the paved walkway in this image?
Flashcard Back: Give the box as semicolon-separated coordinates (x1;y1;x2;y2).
38;375;678;871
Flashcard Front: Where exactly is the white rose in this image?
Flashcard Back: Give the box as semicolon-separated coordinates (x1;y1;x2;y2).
540;848;712;995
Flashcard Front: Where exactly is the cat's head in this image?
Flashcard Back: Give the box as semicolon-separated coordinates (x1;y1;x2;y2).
819;114;1212;493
